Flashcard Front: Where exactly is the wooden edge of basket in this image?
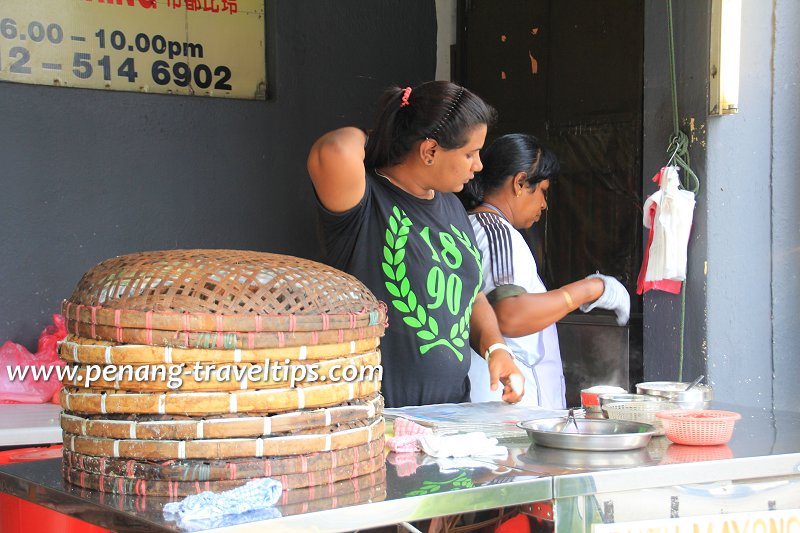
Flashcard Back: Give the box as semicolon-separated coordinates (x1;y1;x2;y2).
62;300;388;333
62;418;385;460
61;378;382;415
63;319;385;349
62;436;385;481
61;351;382;392
59;335;381;364
61;393;383;440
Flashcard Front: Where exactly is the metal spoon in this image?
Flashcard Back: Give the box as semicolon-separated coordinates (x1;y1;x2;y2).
685;374;705;391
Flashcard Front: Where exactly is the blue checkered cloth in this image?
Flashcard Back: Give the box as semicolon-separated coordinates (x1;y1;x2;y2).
163;478;282;531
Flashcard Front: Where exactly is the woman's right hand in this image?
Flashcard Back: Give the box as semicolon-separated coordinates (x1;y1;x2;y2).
307;127;367;213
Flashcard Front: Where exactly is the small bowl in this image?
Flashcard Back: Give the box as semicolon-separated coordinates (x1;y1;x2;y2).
636;381;713;409
598;393;667;412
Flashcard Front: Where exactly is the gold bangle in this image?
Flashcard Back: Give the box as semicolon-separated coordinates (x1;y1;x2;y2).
560;289;575;310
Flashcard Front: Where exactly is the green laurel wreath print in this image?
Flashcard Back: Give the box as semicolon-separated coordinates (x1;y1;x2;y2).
382;206;482;360
405;471;474;497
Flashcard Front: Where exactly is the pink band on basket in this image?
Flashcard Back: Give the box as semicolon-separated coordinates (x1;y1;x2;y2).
349;312;357;328
338;328;344;343
352;456;359;478
311;331;319;345
118;477;124;494
115;309;123;342
216;314;223;332
215;331;224;349
90;307;98;338
145;311;153;345
194;481;201;494
328;466;335;485
182;313;190;332
288;315;297;332
281;488;288;505
247;332;255;350
74;305;84;335
264;459;271;478
352;473;360;493
300;454;308;473
255;314;262;332
307;477;314;499
127;460;134;477
277;331;285;347
322;314;330;331
229;462;236;480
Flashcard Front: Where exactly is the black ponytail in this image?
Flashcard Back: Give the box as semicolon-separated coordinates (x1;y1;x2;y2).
365;81;496;169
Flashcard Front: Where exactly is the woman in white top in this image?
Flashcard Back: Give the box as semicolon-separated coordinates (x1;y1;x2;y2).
457;134;630;408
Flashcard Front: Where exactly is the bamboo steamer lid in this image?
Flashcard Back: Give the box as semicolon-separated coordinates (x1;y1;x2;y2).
62;249;387;339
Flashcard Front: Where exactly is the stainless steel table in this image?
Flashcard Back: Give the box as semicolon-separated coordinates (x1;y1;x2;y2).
1;402;798;532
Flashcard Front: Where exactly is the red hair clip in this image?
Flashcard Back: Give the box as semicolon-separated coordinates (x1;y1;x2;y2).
400;86;412;107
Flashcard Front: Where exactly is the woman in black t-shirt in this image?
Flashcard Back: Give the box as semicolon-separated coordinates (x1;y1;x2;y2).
307;81;524;408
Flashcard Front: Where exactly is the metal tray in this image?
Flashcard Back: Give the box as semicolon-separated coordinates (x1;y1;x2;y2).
517;417;656;451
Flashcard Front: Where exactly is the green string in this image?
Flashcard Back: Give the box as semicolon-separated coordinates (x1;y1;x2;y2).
666;0;701;195
666;0;702;381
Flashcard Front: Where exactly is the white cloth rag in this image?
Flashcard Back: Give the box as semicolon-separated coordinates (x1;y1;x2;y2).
163;478;282;530
417;432;508;458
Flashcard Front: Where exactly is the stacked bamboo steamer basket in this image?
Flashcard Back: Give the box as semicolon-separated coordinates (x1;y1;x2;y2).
58;250;387;500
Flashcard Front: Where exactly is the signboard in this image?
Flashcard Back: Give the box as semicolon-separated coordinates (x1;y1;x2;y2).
592;509;800;533
0;0;266;99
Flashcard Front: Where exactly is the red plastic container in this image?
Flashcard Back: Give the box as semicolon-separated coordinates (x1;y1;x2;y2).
0;445;111;533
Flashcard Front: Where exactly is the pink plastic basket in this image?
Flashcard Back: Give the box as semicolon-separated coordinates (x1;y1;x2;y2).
655;409;741;445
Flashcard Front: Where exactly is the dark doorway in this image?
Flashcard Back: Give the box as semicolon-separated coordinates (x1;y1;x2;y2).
455;0;644;406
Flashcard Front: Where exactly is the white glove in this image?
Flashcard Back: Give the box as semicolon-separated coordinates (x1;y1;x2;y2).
579;273;630;325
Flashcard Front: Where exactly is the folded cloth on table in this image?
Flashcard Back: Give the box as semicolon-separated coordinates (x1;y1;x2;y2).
163;478;282;530
386;416;434;452
393;417;434;436
417;432;508;458
387;434;422;453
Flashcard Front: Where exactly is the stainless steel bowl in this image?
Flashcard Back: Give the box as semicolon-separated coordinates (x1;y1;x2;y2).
598;393;667;413
517;417;656;451
636;381;713;409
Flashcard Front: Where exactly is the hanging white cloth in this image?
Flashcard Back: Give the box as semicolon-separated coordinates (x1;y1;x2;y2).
643;166;696;284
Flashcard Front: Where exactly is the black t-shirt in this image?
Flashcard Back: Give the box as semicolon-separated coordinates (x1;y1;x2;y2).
316;172;483;407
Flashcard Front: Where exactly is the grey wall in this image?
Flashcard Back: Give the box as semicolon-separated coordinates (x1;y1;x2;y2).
771;0;800;413
0;0;437;351
642;0;709;384
706;0;774;409
644;0;800;412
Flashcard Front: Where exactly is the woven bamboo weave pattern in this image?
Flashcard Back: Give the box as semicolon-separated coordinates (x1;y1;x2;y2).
64;319;385;349
61;379;380;415
59;335;380;364
62;437;384;482
60;394;382;440
63;418;384;460
65;249;384;318
63;461;387;499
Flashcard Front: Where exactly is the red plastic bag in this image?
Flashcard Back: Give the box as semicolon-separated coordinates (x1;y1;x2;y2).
0;314;67;404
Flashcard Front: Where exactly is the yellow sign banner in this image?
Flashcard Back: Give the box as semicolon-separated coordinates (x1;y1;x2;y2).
0;0;266;99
